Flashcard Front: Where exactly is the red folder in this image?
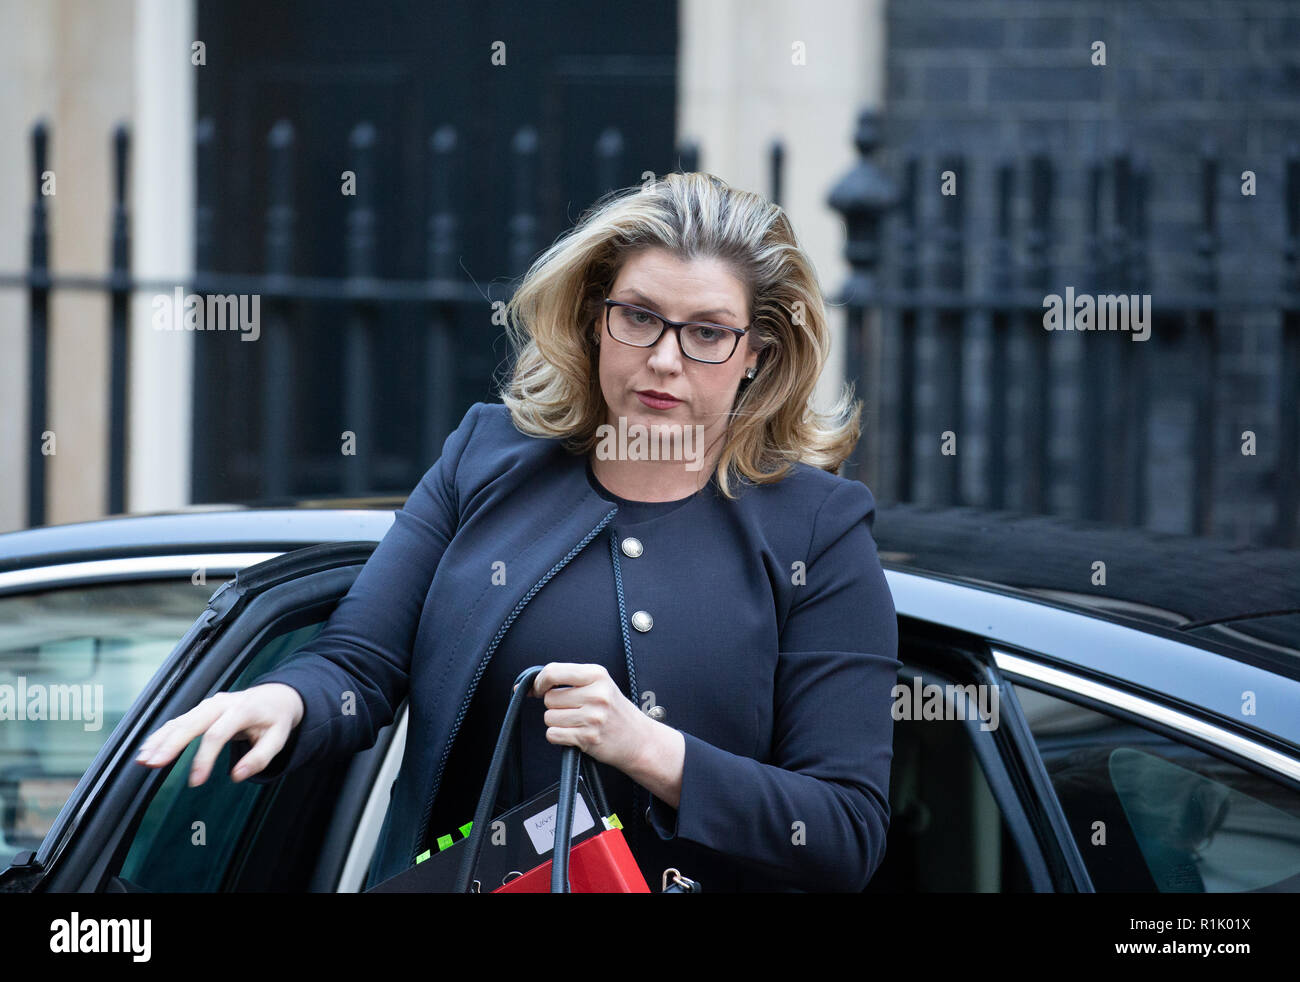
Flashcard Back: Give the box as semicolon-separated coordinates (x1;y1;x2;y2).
493;828;650;893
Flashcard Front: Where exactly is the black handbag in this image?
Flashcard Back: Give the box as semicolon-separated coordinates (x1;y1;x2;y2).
367;665;697;892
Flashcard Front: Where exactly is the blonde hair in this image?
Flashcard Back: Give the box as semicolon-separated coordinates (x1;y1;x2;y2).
497;171;861;498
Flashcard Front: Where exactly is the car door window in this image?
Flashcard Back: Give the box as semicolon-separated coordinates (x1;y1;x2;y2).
1013;682;1300;892
867;663;1035;892
0;578;215;870
116;620;328;892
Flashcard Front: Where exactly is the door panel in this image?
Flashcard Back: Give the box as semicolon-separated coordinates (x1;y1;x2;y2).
117;621;329;891
868;622;1057;892
23;543;396;892
1011;681;1300;892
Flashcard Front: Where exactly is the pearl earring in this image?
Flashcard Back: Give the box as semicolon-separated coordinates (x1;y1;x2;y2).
745;367;756;380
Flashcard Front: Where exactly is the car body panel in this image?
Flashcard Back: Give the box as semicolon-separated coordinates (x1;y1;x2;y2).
0;509;396;575
887;570;1300;755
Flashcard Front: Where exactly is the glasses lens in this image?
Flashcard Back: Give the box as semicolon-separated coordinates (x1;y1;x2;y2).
681;324;736;363
609;305;664;345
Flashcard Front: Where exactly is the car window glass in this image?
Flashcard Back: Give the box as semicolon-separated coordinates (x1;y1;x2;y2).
0;578;215;869
867;663;1035;892
116;620;325;891
1014;682;1300;892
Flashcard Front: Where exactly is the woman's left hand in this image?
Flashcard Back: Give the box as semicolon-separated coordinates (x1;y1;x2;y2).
524;663;652;773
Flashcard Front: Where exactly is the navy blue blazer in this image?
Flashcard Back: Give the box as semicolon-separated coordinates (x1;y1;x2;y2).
239;401;900;891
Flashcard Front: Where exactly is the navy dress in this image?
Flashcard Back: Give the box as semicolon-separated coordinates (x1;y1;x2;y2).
423;455;707;888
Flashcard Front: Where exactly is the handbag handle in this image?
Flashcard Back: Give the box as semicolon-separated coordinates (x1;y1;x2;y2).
505;710;612;820
454;665;588;893
552;744;580;892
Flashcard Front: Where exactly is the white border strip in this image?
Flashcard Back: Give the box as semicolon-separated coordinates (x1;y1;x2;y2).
994;649;1300;784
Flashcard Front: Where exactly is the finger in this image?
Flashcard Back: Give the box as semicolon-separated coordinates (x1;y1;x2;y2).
543;682;604;709
543;707;593;728
136;710;194;759
533;663;603;695
545;726;580;748
228;723;289;782
135;722;173;762
530;666;551;697
136;699;226;767
188;707;251;786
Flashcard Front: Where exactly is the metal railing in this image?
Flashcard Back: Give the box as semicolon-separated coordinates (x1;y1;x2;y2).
5;120;789;527
9;106;1294;547
829;109;1300;547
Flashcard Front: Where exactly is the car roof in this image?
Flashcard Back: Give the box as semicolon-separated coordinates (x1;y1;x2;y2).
0;503;398;573
874;503;1300;667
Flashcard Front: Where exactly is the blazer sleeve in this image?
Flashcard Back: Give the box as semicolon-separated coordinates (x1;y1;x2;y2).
229;402;485;782
645;478;901;891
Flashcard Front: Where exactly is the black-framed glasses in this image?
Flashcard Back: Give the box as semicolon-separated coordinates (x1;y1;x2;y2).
603;299;749;364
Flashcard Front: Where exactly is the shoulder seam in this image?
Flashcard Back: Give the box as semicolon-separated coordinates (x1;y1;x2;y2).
450;402;486;517
804;481;842;566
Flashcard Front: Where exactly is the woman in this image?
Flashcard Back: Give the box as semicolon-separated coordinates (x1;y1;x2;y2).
135;172;900;892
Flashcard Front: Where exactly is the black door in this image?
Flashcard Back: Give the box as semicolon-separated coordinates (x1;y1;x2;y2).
191;0;679;503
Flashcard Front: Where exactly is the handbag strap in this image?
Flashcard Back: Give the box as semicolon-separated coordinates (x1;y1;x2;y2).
503;721;612;820
580;752;612;819
455;664;587;894
552;745;580;892
456;665;540;892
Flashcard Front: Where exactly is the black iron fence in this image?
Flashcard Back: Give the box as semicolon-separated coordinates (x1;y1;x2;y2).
8;123;134;528
187;125;769;507
5;109;1298;547
5;119;777;528
830;109;1300;547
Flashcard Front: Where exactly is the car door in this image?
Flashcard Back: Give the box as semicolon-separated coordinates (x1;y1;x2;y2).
867;615;1073;892
991;647;1300;892
0;548;281;874
885;565;1300;894
1;541;403;893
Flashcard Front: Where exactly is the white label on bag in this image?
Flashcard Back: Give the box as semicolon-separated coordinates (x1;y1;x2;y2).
523;796;595;856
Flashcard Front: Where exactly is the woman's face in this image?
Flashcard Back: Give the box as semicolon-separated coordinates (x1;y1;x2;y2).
596;247;759;463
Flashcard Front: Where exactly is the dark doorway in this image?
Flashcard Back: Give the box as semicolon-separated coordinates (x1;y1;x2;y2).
191;0;678;502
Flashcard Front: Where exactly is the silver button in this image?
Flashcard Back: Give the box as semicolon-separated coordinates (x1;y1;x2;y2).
631;610;654;632
621;536;643;558
647;705;667;722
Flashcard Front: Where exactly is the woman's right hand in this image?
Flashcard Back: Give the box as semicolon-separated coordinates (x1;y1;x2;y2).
133;683;305;786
